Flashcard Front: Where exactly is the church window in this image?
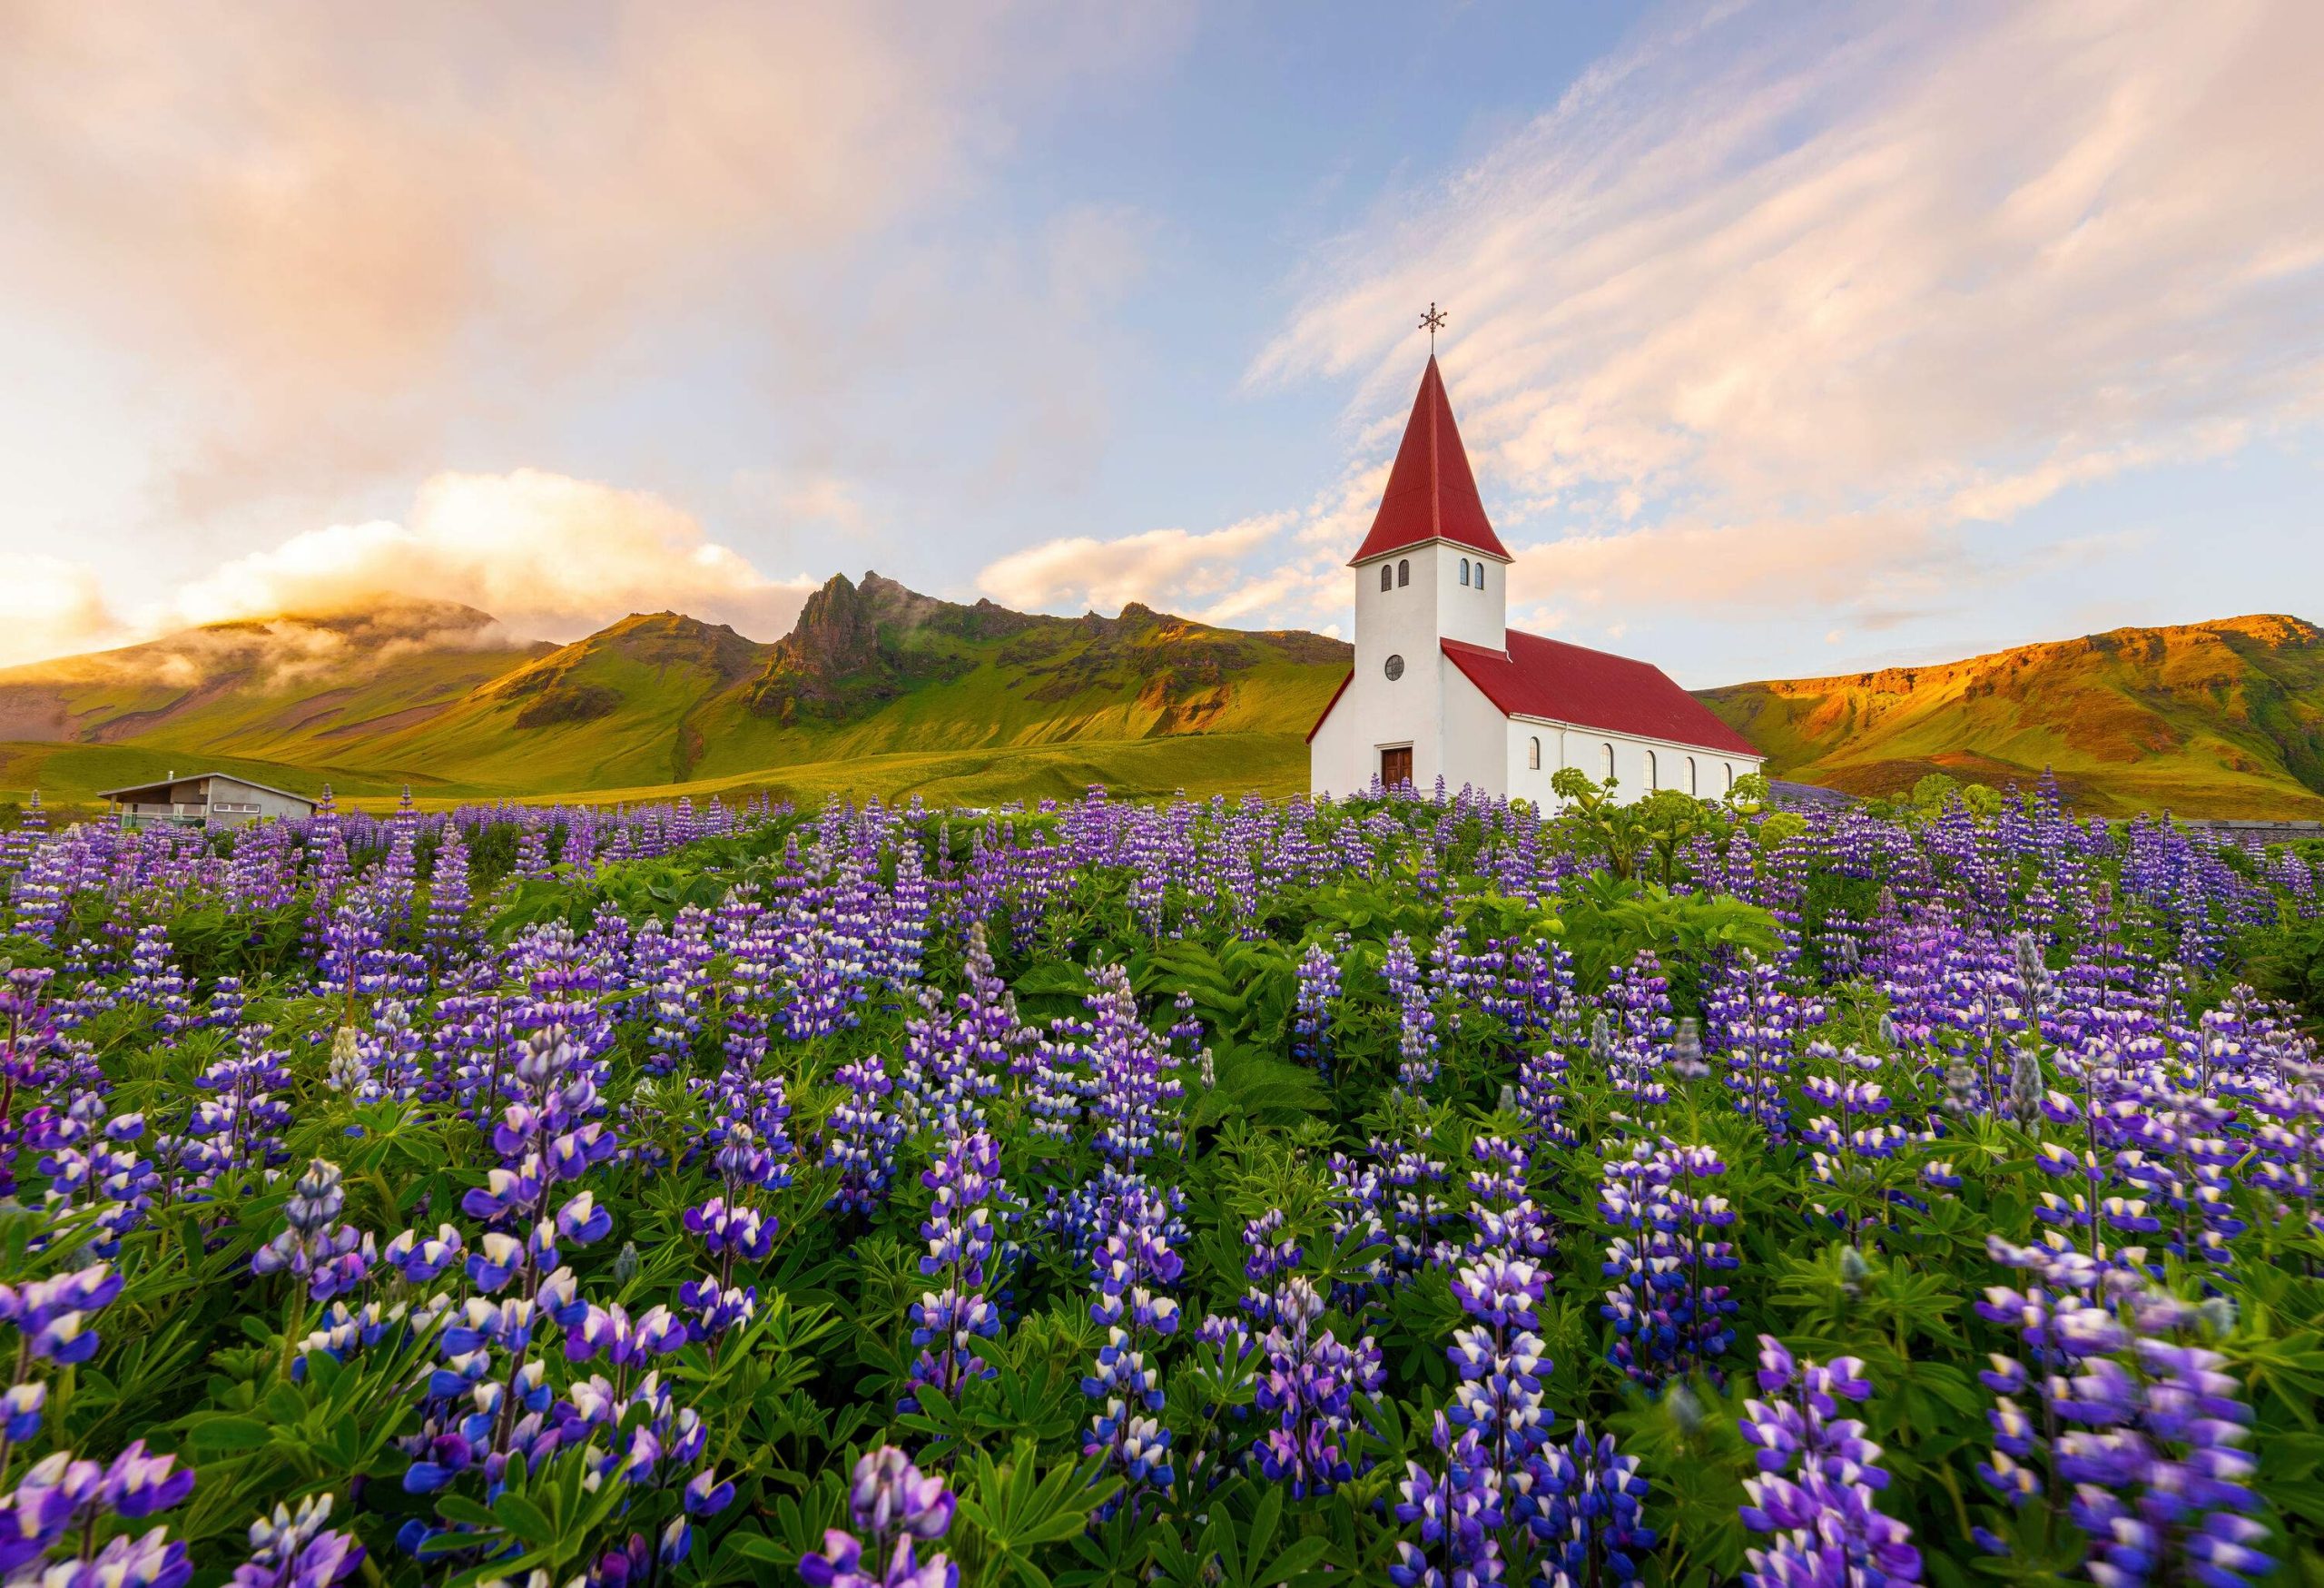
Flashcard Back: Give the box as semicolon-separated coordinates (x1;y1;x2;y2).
1459;557;1470;587
1644;750;1657;790
1474;562;1485;592
1600;744;1614;780
1723;762;1735;791
1384;654;1405;681
1528;735;1541;770
1397;558;1409;587
1380;564;1393;593
1687;756;1699;794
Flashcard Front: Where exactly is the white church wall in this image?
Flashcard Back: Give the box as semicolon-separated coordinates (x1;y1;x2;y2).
1306;688;1360;797
1502;715;1764;809
1429;541;1507;651
1439;658;1510;799
1325;548;1452;794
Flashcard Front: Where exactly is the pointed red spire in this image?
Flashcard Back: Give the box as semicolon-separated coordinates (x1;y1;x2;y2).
1348;355;1511;566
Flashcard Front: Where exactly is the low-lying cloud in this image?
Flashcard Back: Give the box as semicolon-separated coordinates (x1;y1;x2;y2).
0;556;115;671
172;470;814;640
0;469;815;668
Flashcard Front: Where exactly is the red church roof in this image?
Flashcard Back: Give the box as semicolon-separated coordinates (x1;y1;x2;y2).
1349;356;1512;566
1442;632;1760;757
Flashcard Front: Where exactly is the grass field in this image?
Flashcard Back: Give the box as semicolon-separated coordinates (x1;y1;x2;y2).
0;730;1317;814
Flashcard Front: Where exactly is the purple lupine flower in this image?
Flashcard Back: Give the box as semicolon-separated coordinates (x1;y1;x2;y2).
824;1055;906;1218
28;1096;158;1259
251;1159;374;1302
1389;1409;1503;1588
1384;932;1439;1092
681;1064;794;1337
229;1494;364;1588
1083;1175;1186;1340
1253;1277;1385;1499
422;824;474;967
1075;964;1183;1168
1980;1235;2270;1586
1294;942;1342;1077
1532;1424;1656;1587
1705;952;1811;1140
1602;952;1677;1131
170;1030;296;1201
1081;1327;1174;1516
903;1130;1013;1412
1738;1336;1919;1588
1463;1135;1551;1261
1599;1140;1739;1388
0;1442;195;1585
1239;1208;1305;1328
800;1446;958;1588
0;1263;126;1367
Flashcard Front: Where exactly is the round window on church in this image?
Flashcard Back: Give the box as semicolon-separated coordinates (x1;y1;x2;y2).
1384;654;1405;681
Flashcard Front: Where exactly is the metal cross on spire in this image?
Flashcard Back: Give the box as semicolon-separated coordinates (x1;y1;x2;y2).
1418;301;1448;352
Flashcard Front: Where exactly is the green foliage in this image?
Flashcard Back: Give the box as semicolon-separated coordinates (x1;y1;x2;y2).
1556;872;1782;1007
2249;913;2324;1031
954;1442;1123;1587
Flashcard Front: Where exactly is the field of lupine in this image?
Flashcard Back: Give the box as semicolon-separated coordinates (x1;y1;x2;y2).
2;773;2322;1588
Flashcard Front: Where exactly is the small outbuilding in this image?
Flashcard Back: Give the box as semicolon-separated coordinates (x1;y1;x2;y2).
97;771;318;831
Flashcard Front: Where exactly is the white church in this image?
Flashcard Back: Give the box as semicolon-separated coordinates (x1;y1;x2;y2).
1308;355;1764;803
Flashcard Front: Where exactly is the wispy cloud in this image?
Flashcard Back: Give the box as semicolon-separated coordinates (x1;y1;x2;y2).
973;452;1393;628
1243;0;2324;630
978;515;1295;618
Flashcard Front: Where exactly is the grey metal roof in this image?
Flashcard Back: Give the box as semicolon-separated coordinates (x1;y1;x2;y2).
94;771;320;809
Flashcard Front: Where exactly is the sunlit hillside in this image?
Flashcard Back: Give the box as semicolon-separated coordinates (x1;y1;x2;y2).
1697;614;2324;817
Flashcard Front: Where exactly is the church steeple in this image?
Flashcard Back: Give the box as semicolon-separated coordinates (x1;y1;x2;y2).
1348;355;1512;567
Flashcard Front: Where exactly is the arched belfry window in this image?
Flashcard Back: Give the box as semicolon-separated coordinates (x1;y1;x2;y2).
1475;562;1486;593
1397;558;1410;587
1644;750;1658;790
1380;564;1393;593
1600;744;1615;781
1528;736;1541;770
1459;557;1471;587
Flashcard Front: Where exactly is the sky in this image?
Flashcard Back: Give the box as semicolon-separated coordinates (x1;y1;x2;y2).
0;0;2319;686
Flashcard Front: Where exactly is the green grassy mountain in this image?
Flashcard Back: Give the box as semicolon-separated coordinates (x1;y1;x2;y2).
1696;614;2324;817
8;588;2313;818
0;574;1352;810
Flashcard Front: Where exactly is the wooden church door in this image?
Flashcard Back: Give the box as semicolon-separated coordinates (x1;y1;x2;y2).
1381;746;1413;788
